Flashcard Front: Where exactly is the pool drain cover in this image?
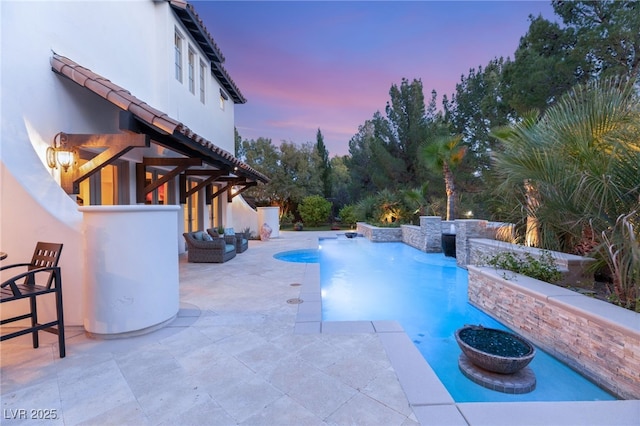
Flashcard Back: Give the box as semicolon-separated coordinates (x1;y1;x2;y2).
290;283;301;287
286;298;303;304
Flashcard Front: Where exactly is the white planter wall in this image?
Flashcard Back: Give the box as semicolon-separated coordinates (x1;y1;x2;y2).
80;206;180;337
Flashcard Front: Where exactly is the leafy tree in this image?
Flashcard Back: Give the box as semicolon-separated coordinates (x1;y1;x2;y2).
420;133;467;221
347;79;443;202
383;78;430;186
278;141;323;218
347;120;379;199
315;129;332;199
238;137;281;206
445;58;513;194
238;138;322;219
552;0;640;82
298;195;332;226
234;127;244;158
501;15;586;115
329;155;351;209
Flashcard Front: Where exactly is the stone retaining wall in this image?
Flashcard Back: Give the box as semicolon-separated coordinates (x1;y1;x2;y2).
401;225;424;251
468;266;640;400
356;222;403;242
468;238;595;285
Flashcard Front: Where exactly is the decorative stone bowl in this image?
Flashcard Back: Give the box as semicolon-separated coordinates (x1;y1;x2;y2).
455;325;536;374
344;232;358;238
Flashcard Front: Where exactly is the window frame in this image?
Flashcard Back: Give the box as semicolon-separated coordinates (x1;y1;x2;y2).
199;60;206;103
188;46;196;94
174;29;184;83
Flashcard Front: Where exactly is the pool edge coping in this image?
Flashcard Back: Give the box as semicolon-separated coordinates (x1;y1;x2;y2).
293;238;640;426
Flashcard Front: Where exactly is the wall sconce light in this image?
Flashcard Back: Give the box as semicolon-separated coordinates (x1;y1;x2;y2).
46;132;74;172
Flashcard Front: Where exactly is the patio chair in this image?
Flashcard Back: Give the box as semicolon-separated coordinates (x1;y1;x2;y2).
208;228;248;254
183;231;236;263
0;242;65;357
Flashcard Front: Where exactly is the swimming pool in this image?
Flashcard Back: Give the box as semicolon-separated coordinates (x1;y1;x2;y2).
315;237;615;403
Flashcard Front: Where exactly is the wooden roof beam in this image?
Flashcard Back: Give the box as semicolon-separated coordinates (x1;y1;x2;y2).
60;132;149;194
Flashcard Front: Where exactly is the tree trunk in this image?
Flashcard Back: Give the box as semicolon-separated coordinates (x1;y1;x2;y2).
524;179;540;247
444;164;455;221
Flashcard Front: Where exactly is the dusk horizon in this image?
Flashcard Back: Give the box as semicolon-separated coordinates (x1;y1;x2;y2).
194;1;557;157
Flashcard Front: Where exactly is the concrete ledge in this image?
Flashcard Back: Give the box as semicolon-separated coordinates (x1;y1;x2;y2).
458;400;640;426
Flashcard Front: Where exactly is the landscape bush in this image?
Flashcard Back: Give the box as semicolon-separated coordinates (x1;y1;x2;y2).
298;195;332;227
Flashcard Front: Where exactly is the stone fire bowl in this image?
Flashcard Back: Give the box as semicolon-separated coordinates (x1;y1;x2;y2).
455;325;536;374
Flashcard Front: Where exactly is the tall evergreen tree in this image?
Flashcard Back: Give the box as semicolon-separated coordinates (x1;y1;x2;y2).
502;15;586;115
552;0;640;82
315;128;332;199
383;78;429;185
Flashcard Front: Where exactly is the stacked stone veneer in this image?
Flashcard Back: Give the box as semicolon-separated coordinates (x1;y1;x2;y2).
358;218;513;258
468;266;640;400
356;222;403;242
454;220;514;268
401;216;443;252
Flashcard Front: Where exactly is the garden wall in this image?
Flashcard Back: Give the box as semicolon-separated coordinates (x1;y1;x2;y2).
468;238;595;285
356;222;403;242
468;265;640;400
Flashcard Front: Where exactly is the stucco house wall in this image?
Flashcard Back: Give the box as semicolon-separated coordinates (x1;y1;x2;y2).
1;0;246;326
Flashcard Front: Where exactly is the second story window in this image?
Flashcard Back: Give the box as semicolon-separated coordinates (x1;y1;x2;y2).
188;47;196;94
220;88;228;110
199;60;206;103
174;30;183;82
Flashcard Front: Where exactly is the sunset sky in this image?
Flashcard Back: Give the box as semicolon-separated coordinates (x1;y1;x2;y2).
194;1;556;157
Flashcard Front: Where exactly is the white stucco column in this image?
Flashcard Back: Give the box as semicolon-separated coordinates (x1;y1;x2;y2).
80;205;180;337
257;206;280;238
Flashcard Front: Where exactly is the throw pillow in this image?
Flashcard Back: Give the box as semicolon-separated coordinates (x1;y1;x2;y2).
202;232;213;241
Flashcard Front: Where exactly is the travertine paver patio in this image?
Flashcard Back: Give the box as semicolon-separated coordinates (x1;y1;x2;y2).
1;231;418;425
1;231;639;425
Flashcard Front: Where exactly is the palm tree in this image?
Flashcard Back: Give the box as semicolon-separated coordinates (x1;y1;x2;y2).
402;183;431;219
420;134;466;221
490;111;542;246
490;78;640;309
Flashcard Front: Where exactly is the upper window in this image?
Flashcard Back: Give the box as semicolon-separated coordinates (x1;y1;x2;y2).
174;30;184;82
220;88;228;110
188;47;196;94
199;60;206;104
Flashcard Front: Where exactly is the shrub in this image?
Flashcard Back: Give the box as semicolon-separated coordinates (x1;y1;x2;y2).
595;212;639;312
484;250;562;284
298;195;332;227
338;204;359;228
280;211;294;227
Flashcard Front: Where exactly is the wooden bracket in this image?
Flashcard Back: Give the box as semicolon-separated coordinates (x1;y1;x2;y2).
60;132;149;194
228;180;257;201
136;157;201;204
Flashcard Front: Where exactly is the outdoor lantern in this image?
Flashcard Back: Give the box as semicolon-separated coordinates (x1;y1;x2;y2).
46;132;74;172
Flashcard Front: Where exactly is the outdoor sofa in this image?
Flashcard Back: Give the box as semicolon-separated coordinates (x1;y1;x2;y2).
183;231;236;263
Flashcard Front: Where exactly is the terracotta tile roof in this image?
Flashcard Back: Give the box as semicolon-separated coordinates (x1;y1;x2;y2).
50;53;268;183
170;1;246;104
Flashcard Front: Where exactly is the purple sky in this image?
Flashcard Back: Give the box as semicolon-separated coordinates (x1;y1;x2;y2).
194;1;556;157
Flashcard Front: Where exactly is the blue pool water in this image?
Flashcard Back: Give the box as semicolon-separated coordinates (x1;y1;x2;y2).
282;237;616;403
273;249;319;263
